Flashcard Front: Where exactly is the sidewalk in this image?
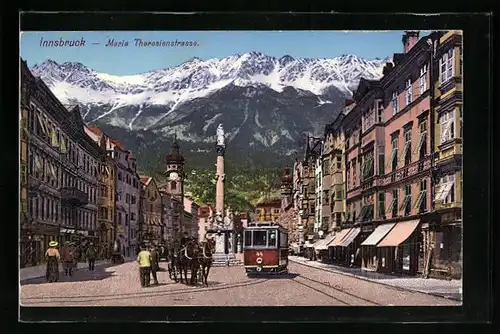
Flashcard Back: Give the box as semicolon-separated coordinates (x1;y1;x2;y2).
20;257;135;282
289;256;462;301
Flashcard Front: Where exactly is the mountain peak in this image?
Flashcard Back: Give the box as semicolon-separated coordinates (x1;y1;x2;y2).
28;51;387;121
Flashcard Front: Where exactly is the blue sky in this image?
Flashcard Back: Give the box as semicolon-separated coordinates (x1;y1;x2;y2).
21;31;416;75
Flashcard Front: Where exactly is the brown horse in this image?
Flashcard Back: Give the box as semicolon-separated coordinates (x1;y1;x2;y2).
198;238;215;286
179;239;200;285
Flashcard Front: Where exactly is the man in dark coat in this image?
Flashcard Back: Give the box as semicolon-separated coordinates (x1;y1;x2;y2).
85;243;97;271
149;245;159;285
180;232;189;247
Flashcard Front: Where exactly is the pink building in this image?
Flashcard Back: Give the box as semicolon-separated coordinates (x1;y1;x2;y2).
337;31;441;277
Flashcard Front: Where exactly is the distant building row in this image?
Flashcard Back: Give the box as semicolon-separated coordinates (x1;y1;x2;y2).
20;60;199;267
280;30;462;280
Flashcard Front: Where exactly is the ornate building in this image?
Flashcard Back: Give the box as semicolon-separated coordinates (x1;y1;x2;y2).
255;199;281;222
301;136;323;241
110;142;140;257
183;196;200;239
139;176;164;245
21;60;101;266
160;191;174;244
84;126;117;256
278;168;295;239
430;30;463;279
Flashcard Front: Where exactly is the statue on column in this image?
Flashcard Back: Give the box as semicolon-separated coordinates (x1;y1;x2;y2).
216;124;225;146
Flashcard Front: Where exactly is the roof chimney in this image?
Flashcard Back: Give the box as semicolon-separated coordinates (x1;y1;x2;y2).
402;30;420;53
382;62;394;76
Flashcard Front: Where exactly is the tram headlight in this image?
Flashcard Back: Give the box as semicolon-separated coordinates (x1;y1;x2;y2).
256;257;263;264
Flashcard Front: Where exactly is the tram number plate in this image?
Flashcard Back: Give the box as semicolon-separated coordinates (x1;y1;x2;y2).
256;252;263;257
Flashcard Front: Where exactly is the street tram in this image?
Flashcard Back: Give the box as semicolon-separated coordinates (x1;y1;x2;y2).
243;221;289;275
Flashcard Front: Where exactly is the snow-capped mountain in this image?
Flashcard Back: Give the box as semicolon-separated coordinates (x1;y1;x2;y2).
29;52;388;165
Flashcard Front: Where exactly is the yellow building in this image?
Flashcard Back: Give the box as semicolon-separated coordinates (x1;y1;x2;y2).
255;199;282;222
431;30;462;279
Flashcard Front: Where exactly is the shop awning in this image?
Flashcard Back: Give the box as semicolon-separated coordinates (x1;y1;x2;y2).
328;228;353;247
312;238;325;250
338;228;361;247
361;223;396;246
315;234;336;250
377;220;420;247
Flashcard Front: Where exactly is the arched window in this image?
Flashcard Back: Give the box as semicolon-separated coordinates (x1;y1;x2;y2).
171;181;177;190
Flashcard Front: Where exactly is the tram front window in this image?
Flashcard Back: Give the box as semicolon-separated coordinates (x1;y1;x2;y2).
268;230;277;247
253;230;267;246
244;231;252;246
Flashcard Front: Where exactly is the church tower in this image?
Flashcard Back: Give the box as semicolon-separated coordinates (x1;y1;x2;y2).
164;135;185;201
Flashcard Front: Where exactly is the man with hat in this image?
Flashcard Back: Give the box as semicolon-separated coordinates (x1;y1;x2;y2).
45;241;61;282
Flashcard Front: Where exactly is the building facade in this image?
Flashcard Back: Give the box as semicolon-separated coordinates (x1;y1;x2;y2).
430;30;463;279
278;168;295;236
291;30;462;280
139;176;164;245
183;197;200;238
21;60;101;266
255;199;281;222
160;191;174;245
291;159;304;245
314;153;323;233
112;143;140;257
84;126;116;258
197;206;214;242
301;136;322;241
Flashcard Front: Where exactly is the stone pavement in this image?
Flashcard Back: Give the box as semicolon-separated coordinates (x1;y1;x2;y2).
289;256;462;301
19;257;136;282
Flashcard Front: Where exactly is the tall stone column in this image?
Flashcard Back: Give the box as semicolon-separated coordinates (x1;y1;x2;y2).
215;124;226;214
216;155;225;214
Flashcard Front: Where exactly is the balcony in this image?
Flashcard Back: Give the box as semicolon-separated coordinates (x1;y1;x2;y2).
61;187;88;206
376;156;431;187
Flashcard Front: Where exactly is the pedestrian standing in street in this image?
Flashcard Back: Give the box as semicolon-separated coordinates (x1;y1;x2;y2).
149;245;159;285
61;241;75;277
137;244;152;288
45;241;61;283
85;242;97;271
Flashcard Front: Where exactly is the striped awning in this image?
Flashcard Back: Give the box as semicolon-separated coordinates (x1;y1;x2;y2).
315;233;336;250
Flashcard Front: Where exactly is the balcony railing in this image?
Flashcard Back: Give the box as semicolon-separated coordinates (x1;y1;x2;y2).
376;156;431;187
61;187;88;206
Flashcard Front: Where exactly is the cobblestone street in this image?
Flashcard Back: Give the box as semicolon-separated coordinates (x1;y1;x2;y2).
20;260;460;306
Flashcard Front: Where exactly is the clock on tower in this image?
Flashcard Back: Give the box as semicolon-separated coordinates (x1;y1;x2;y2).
169;172;179;181
165;136;185;201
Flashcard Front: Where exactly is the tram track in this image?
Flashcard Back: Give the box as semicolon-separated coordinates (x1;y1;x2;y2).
289;258;454;301
291;273;382;306
22;277;270;305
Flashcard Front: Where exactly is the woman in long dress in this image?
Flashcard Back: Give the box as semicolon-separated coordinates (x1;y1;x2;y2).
45;241;61;282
